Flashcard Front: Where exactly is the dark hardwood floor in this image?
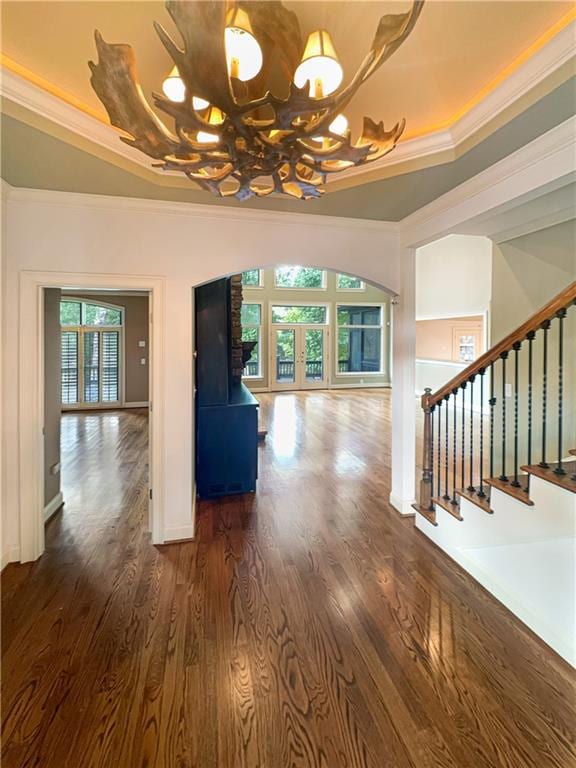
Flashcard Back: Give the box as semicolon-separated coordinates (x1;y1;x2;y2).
2;392;575;768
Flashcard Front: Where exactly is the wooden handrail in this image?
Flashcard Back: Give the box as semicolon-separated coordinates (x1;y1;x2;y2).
425;281;576;408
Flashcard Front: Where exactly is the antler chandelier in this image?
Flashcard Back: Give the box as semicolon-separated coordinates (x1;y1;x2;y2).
89;1;424;201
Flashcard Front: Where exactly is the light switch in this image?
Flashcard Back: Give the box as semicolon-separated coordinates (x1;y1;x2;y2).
140;358;147;365
505;383;512;398
138;340;146;348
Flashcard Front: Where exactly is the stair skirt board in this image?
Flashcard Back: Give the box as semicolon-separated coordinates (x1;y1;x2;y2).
416;475;576;667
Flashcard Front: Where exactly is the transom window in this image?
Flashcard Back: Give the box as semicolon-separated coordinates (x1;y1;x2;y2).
60;299;123;407
60;299;122;327
241;269;262;287
241;303;262;378
337;273;365;290
274;267;325;289
337;304;383;374
271;305;328;324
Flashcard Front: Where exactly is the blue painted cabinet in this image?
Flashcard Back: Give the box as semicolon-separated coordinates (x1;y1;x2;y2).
195;278;259;498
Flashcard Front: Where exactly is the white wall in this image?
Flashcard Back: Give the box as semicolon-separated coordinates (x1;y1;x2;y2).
415;234;492;395
2;188;402;562
416;234;492;320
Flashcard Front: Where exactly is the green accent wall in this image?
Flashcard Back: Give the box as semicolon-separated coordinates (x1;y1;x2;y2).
242;269;392;391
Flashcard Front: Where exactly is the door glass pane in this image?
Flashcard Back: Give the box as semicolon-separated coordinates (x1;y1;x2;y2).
61;331;78;404
304;330;324;381
338;328;382;372
459;334;475;363
275;329;295;383
102;331;120;401
83;331;100;403
242;327;260;377
271;305;327;324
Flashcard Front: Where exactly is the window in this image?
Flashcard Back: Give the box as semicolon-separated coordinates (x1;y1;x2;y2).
337;273;365;291
60;299;123;406
241;269;262;287
274;267;325;289
241;303;262;378
337;305;383;374
271;305;328;324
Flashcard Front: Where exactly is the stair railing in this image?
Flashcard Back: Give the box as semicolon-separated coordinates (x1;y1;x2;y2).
417;282;576;517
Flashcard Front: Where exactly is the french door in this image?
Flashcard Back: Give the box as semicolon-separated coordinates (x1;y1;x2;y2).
61;328;122;408
271;325;329;391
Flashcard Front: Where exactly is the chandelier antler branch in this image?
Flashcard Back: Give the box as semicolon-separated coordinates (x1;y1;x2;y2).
89;0;424;201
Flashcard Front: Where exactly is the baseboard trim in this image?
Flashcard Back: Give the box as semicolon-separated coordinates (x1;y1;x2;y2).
389;492;417;517
330;382;391;390
123;401;149;408
44;491;64;522
1;546;21;570
161;524;196;543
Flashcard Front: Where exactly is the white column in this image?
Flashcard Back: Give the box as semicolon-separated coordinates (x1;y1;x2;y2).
390;246;417;515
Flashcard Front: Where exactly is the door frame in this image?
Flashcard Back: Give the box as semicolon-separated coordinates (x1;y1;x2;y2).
19;270;165;562
270;323;330;391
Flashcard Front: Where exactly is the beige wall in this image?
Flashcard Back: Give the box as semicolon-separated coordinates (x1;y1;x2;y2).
491;220;576;342
69;293;149;404
44;288;61;506
416;316;484;362
242;269;392;390
491;220;576;470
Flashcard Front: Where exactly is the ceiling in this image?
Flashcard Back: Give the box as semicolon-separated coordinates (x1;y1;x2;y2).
1;0;575;217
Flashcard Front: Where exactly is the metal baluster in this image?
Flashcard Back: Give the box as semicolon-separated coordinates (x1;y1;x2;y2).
468;375;475;492
452;390;458;505
526;331;535;468
489;362;496;480
554;309;567;476
461;383;466;492
478;368;486;498
437;400;442;499
430;405;435;504
511;341;522;488
443;395;450;501
539;319;551;468
499;352;509;482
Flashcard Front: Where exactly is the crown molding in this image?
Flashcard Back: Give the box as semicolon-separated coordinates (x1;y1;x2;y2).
1;17;574;193
5;185;401;234
400;116;576;247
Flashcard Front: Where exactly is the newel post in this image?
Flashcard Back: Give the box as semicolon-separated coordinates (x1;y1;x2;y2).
419;387;434;511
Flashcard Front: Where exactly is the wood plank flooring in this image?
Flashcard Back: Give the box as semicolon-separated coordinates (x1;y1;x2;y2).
2;392;575;768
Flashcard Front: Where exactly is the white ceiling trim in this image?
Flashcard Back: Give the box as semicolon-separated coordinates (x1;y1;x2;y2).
4;182;400;234
1;19;574;189
400;116;576;247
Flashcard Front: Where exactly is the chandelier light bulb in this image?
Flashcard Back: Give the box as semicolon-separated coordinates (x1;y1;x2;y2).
225;7;262;81
192;96;210;111
329;114;349;136
294;30;343;98
196;131;220;144
162;65;186;102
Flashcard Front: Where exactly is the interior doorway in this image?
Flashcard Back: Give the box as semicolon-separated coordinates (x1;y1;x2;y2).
43;289;151;534
271;325;329;390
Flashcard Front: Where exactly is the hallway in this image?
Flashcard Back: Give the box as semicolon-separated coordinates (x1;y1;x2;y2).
2;393;575;768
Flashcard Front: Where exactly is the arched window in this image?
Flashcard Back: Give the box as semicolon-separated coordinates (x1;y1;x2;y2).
60;299;123;407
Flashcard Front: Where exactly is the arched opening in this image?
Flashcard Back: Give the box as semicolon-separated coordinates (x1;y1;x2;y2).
193;263;396;508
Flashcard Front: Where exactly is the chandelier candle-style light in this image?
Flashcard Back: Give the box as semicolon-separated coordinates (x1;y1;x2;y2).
89;1;424;201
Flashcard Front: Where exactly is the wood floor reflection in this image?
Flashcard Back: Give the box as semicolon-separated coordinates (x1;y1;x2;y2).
2;393;575;768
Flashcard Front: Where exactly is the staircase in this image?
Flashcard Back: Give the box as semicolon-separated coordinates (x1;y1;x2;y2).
414;282;576;665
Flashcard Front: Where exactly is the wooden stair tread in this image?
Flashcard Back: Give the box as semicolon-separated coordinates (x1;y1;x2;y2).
456;487;494;514
484;477;534;506
432;496;463;521
521;462;576;494
412;503;437;526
